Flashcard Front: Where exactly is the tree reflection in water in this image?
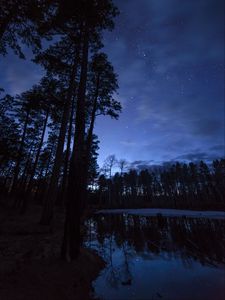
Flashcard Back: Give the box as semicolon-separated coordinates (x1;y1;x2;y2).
85;214;225;291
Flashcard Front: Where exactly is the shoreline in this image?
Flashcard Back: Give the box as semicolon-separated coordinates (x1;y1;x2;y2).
96;208;225;219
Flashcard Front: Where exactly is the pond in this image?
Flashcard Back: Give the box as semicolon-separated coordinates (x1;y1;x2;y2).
85;213;225;300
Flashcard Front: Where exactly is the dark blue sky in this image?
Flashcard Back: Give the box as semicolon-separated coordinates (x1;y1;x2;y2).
0;0;224;168
95;0;224;166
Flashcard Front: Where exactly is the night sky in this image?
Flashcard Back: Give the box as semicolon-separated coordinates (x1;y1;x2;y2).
0;0;224;168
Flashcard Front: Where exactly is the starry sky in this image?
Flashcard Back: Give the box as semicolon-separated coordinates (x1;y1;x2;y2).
0;0;224;168
95;0;225;167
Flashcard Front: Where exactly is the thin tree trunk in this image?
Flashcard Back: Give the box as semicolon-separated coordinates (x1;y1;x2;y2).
13;146;33;208
21;109;49;213
10;109;30;196
86;75;100;159
35;142;55;203
59;94;76;206
33;164;45;203
79;75;100;211
40;51;80;225
83;74;100;191
19;147;34;190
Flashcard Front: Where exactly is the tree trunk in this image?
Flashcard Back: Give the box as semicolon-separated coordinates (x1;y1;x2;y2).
58;94;76;206
10;109;30;196
61;26;89;260
40;53;79;225
86;75;100;160
35;142;55;203
82;73;100;198
21;109;49;213
13;146;33;208
33;164;45;203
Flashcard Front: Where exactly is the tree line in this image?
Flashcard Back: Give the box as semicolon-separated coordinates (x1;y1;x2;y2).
0;0;121;260
93;157;225;210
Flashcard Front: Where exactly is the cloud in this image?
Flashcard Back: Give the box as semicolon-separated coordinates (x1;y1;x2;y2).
191;119;224;137
174;150;224;162
120;140;137;147
129;160;155;171
209;144;225;152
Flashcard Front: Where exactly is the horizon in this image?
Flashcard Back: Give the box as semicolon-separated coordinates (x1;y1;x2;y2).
98;155;225;176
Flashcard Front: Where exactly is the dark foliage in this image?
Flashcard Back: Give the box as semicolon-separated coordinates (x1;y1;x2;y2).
93;159;225;210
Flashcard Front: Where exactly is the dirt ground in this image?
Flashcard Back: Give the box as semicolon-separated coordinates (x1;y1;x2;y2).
0;204;105;300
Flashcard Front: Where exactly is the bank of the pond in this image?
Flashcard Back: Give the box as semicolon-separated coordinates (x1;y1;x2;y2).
0;205;105;300
97;208;225;219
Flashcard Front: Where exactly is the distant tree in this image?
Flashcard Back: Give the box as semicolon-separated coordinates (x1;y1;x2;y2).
98;174;108;207
212;159;225;204
112;172;123;206
95;159;224;210
139;169;152;202
127;169;138;202
103;155;117;179
102;155;118;206
117;159;128;175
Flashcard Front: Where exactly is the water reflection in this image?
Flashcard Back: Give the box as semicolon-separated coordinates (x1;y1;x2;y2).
85;214;225;300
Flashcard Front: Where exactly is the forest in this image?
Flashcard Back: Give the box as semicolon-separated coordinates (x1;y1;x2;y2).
94;156;225;210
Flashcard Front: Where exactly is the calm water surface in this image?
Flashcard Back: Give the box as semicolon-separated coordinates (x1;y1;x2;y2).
85;214;225;300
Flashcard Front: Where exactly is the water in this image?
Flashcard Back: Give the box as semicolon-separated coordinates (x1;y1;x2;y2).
85;214;225;300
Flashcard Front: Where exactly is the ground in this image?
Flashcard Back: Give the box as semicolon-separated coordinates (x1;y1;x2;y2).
0;203;105;300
